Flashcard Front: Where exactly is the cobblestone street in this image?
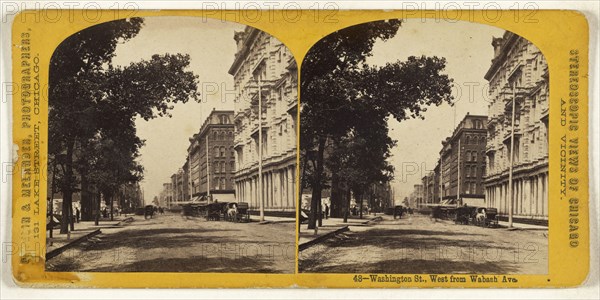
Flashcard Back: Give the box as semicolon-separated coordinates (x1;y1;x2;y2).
299;214;548;274
46;213;295;273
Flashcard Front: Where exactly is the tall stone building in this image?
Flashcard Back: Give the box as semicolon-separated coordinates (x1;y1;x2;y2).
440;114;488;206
484;31;549;223
228;26;297;213
187;109;236;202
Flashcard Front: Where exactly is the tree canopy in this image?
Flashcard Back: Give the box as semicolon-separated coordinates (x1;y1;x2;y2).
49;18;201;232
300;19;454;228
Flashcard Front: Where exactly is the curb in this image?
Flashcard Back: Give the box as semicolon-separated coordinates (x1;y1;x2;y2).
46;229;101;260
299;225;349;252
117;216;134;226
361;216;383;224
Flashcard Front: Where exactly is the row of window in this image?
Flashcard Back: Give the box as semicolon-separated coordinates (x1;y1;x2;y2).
464;135;486;145
465;151;485;162
213;161;235;173
464;182;480;195
213;177;229;190
465;165;486;178
211;130;234;141
213;146;235;158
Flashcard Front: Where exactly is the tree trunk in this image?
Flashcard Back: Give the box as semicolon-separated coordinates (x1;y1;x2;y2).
308;137;326;230
330;172;342;218
110;193;114;221
95;192;101;226
69;203;75;231
60;140;75;234
359;193;364;219
317;196;323;227
343;188;351;223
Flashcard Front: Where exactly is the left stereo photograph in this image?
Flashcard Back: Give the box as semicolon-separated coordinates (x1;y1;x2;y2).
44;16;298;273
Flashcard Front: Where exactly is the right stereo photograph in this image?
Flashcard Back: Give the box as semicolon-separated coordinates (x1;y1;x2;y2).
298;18;549;275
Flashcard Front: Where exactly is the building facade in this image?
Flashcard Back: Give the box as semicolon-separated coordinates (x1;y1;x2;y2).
484;31;549;222
187;110;236;202
169;168;188;208
228;27;297;212
160;182;173;208
421;167;440;205
409;184;423;208
440;114;488;206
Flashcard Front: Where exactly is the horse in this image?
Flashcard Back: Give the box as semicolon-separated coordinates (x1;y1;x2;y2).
226;203;238;222
475;208;487;226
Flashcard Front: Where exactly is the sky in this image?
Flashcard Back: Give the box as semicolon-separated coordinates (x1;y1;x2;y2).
111;17;245;203
109;17;504;204
364;19;504;203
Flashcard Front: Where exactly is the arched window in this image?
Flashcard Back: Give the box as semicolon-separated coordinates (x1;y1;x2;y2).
220;147;225;157
220;115;230;124
465;136;471;145
219;131;225;141
214;147;220;157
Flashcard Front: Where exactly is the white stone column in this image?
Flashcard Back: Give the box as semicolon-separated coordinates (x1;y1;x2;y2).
543;173;548;217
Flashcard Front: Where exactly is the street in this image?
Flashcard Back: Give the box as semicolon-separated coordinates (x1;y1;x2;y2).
46;213;295;273
299;214;548;274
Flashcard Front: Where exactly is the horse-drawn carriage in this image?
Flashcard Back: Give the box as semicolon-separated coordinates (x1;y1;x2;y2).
144;205;155;219
454;205;499;227
204;202;228;221
223;202;250;222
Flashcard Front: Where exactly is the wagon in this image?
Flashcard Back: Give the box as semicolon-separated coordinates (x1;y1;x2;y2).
205;202;227;221
236;202;250;222
393;205;405;219
454;205;477;225
144;205;155;219
472;207;499;227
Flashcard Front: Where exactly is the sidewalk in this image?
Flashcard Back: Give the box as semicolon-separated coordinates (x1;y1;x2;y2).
498;220;548;230
46;215;133;255
254;215;296;224
299;215;382;250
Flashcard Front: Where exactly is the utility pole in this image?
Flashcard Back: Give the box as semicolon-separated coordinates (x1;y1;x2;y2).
507;83;517;228
258;75;265;222
457;138;461;204
206;135;211;201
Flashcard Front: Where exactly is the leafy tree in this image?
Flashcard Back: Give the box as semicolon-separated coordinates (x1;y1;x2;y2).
49;18;201;233
301;20;454;228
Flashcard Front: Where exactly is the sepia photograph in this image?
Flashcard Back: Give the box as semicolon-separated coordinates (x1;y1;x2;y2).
44;17;297;273
298;19;549;275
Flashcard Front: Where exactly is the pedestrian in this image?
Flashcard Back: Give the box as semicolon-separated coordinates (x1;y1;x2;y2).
75;208;80;223
324;204;329;219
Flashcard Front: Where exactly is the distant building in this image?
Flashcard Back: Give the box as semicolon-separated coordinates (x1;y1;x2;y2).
440;114;488;206
421;164;440;205
170;169;187;208
410;184;424;208
228;26;298;212
484;31;549;222
370;181;393;212
187;109;236;203
160;182;173;208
